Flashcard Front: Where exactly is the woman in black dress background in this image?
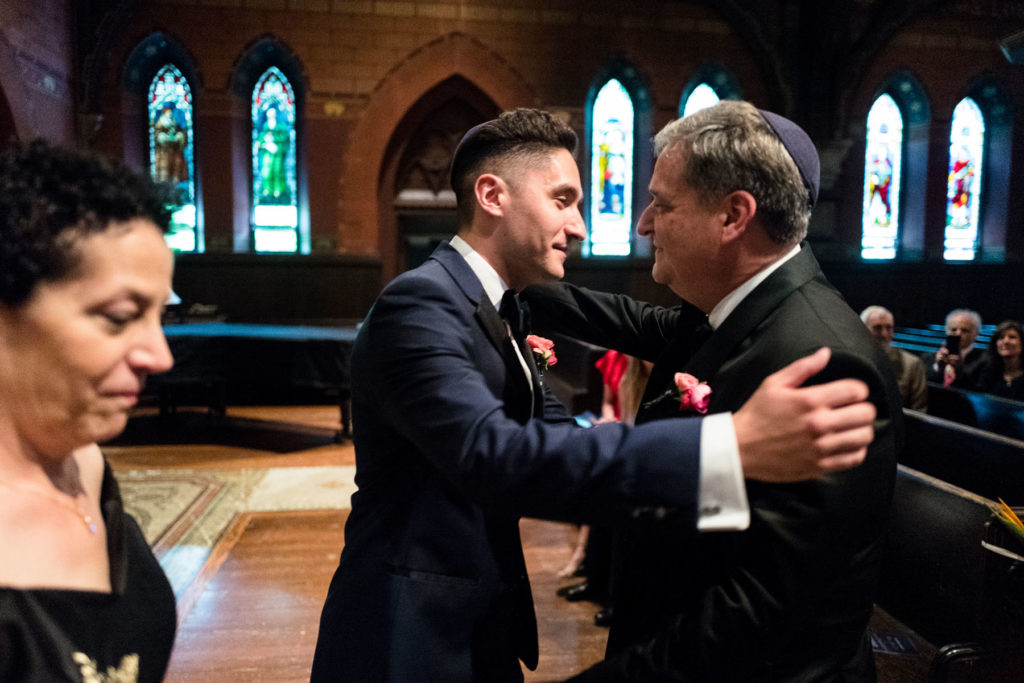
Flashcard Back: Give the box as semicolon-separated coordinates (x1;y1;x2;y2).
975;320;1024;401
0;140;178;682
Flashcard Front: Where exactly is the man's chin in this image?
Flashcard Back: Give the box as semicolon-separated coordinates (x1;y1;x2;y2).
544;263;565;282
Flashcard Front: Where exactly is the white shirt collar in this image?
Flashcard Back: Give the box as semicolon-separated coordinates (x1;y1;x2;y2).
708;244;801;330
449;235;509;308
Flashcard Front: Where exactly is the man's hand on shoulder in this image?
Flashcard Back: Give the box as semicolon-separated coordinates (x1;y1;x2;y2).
733;347;876;482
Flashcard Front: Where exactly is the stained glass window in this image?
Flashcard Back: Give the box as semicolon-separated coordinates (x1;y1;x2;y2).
944;98;985;261
251;67;298;253
682;83;720;117
148;64;197;252
588;79;634;257
861;94;903;260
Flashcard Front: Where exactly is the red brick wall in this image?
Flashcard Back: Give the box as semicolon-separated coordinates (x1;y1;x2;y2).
98;0;767;268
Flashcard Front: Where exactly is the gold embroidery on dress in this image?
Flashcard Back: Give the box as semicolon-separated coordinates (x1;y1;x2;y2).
72;652;140;683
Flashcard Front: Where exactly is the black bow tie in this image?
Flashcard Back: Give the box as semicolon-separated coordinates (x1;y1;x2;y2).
499;289;530;339
688;318;714;357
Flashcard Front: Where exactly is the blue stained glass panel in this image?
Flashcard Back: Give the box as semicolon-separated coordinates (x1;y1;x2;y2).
148;64;198;252
944;98;985;261
588;79;634;257
861;94;903;260
251;67;298;253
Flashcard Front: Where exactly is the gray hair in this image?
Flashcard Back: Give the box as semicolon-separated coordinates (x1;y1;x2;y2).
946;309;982;335
942;309;983;335
860;305;893;324
653;100;811;245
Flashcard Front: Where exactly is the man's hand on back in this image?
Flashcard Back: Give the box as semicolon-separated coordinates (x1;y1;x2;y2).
733;347;876;482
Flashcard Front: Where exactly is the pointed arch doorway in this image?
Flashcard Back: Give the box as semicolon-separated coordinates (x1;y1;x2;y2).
380;77;499;274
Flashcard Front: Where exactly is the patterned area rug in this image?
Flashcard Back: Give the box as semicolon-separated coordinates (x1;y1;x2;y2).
117;466;356;596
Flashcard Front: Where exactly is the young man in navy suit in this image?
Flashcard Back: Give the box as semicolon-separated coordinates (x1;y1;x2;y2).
526;101;902;681
311;108;878;682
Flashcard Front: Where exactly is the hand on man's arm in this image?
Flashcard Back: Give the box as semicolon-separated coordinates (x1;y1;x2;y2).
732;347;876;482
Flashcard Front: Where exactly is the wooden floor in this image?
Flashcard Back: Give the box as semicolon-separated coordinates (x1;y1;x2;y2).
105;405;936;682
104;405;607;682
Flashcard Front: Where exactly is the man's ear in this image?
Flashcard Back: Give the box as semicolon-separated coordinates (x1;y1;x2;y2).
474;173;507;218
720;190;757;243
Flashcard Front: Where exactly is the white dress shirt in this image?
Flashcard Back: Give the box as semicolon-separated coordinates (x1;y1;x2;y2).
698;244;801;530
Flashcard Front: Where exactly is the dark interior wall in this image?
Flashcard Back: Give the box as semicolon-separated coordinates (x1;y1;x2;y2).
171;253;381;324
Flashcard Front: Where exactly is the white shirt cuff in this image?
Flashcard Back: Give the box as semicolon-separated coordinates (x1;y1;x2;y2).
697;412;750;531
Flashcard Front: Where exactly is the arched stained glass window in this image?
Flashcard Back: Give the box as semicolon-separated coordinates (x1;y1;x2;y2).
251;66;298;253
682;83;720;117
588;79;634;257
945;98;985;261
861;94;903;260
148;64;197;252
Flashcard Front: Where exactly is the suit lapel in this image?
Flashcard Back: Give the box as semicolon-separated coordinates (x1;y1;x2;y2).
430;243;536;415
635;304;708;424
684;245;823;383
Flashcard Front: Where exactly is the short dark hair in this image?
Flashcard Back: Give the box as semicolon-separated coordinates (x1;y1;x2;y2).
450;108;577;226
0;138;173;307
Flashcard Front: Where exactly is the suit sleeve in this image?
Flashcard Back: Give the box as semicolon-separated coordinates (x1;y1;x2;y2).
521;282;682;362
568;350;900;681
355;274;702;526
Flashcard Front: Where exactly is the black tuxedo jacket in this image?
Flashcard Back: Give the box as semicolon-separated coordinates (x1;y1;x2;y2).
525;245;903;682
311;243;722;683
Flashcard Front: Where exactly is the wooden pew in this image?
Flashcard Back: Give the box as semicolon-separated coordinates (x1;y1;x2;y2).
873;465;1024;682
899;409;1024;504
891;324;994;356
926;384;1024;442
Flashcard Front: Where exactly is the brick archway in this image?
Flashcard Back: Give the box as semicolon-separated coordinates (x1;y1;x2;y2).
338;32;536;282
0;35;35;141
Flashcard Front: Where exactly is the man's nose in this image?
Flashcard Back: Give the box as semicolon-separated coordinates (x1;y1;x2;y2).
566;206;586;241
636;204;653;236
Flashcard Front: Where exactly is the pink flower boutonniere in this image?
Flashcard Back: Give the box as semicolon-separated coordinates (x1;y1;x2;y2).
644;372;712;414
526;334;558;372
673;372;712;414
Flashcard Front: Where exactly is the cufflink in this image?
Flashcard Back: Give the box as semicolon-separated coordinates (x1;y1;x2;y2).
699;504;722;517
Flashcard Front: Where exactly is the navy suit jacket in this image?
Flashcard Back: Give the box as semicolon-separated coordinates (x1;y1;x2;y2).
311;243;717;682
525;245;903;682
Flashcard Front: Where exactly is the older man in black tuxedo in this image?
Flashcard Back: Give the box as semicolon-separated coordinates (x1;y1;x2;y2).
526;101;902;681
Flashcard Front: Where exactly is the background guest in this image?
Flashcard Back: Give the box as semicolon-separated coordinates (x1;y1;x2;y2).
925;308;987;388
861;305;928;411
558;351;653;628
0;139;177;682
974;320;1024;400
